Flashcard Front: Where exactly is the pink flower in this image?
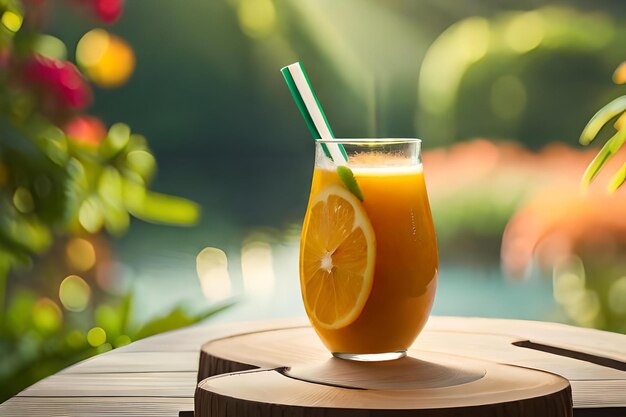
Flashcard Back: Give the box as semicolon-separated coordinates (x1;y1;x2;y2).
24;54;92;110
91;0;123;24
26;0;123;24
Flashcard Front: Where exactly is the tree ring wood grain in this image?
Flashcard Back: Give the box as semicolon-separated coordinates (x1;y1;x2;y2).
195;326;573;416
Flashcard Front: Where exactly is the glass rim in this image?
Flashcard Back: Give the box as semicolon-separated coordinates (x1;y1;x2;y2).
316;138;421;145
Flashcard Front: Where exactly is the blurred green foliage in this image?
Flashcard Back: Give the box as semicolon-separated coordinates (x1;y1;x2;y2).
0;0;221;403
418;7;624;147
42;0;625;156
0;288;231;401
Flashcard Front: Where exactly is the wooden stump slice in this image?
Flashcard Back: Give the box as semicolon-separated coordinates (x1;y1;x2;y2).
195;326;573;416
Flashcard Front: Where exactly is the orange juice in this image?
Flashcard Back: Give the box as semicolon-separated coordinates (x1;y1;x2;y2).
300;148;438;358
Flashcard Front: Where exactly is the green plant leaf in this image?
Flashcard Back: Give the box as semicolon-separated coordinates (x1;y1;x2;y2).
125;150;155;182
580;95;626;145
123;134;149;156
78;196;104;233
121;176;146;209
582;128;626;185
132;302;232;340
98;167;129;235
98;167;123;205
127;190;200;226
32;34;67;60
608;163;626;192
102;202;130;236
63;158;89;224
19;118;68;165
336;165;364;201
37;126;67;166
0;201;52;254
99;123;131;159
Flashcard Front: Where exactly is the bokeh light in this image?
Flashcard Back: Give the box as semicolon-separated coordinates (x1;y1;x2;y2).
32;34;67;60
76;29;108;68
241;240;275;295
196;247;231;302
505;11;545;53
32;298;62;333
92;0;123;24
566;289;601;328
552;256;602;328
13;187;35;213
553;272;585;305
237;0;276;39
419;17;490;117
614;62;626;85
66;238;97;272
64;116;107;147
76;29;135;88
87;327;107;347
1;10;22;33
59;275;91;312
79;197;104;233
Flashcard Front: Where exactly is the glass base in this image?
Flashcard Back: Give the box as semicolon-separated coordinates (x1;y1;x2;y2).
332;351;407;362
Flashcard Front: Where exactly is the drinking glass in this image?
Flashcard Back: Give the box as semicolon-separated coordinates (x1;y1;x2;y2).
299;139;438;361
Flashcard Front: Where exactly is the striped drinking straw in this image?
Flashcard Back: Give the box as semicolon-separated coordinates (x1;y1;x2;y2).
280;62;348;164
281;62;364;201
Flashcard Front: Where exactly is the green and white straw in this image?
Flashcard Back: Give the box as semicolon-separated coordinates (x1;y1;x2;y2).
281;62;363;200
280;62;348;164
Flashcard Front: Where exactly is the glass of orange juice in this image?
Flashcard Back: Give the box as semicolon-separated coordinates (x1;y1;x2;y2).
300;138;438;361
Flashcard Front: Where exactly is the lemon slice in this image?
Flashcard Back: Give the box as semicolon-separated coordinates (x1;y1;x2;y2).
300;185;376;329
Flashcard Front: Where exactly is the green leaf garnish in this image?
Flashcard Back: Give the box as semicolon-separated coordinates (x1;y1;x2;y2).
336;166;364;201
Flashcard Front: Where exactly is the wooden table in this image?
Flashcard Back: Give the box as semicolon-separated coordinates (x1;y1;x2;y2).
0;317;624;416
